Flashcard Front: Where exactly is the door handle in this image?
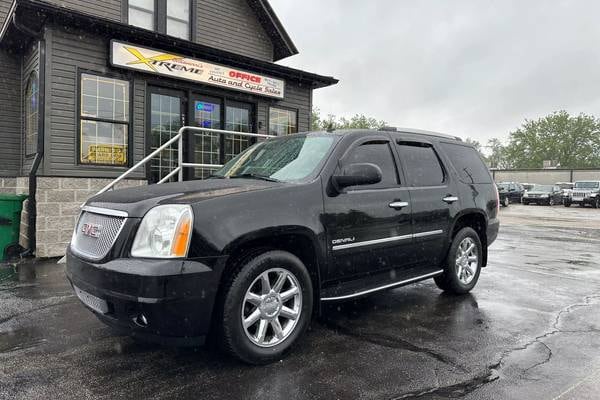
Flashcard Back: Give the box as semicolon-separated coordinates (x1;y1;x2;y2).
389;201;409;209
443;196;459;204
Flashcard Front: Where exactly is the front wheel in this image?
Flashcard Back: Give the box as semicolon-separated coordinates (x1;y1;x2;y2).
434;227;483;294
502;197;509;207
523;201;529;205
549;198;555;206
594;197;600;209
219;250;313;364
564;201;571;207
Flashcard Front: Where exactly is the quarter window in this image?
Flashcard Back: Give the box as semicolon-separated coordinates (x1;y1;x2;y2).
396;143;445;187
80;74;130;166
343;142;398;189
25;72;39;156
439;142;492;184
269;108;298;136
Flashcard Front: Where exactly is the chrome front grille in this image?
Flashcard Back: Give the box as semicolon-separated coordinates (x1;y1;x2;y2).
572;191;587;198
71;208;127;260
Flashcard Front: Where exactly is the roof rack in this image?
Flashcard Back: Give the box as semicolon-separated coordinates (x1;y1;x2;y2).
379;126;462;141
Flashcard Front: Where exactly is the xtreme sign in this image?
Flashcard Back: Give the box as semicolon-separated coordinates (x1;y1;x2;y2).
110;40;285;99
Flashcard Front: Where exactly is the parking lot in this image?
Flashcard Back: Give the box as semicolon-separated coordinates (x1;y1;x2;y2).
1;204;599;400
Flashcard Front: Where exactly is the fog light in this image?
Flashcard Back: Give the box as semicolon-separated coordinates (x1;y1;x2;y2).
134;313;149;328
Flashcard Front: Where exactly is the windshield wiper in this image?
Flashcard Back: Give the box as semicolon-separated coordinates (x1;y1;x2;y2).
229;173;281;182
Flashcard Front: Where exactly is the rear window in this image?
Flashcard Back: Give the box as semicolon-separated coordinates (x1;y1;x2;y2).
440;142;492;184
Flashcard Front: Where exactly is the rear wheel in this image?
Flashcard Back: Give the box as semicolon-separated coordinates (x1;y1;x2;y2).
219;250;313;364
434;227;483;294
502;197;509;207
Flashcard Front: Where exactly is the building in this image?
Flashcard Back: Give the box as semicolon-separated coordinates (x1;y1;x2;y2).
0;0;338;257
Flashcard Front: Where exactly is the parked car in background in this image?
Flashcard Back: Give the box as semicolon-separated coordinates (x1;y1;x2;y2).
496;182;524;205
555;182;574;203
564;181;600;208
66;129;500;364
522;184;563;206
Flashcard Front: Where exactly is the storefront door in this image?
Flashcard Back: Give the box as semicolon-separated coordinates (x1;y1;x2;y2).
148;88;186;183
191;96;255;179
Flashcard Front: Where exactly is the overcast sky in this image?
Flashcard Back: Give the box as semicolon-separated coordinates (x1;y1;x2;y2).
269;0;600;144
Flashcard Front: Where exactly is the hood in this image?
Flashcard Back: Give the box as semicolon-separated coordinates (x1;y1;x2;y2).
526;190;552;195
86;178;282;217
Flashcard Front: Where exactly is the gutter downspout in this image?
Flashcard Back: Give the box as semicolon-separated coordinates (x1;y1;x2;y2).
13;14;45;256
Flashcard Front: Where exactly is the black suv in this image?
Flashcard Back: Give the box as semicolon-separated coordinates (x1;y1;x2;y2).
67;129;500;364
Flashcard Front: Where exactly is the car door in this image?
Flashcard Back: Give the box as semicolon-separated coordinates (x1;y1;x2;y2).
394;139;456;272
323;135;415;282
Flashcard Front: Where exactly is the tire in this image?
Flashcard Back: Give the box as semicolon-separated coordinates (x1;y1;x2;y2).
594;197;600;209
523;201;529;205
549;198;555;206
434;227;483;294
564;201;571;208
219;250;313;364
502;197;509;207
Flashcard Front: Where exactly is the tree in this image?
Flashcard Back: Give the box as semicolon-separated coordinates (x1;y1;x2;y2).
311;107;387;131
504;111;600;169
486;138;510;169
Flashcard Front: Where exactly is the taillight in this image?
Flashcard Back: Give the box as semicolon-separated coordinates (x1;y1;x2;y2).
494;185;500;214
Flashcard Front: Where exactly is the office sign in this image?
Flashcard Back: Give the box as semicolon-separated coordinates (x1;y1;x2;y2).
110;40;285;99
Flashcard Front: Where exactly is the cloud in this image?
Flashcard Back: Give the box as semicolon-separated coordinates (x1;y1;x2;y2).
269;0;600;142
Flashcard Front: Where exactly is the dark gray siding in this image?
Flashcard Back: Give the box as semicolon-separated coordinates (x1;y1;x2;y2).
0;49;21;176
197;0;273;62
44;25;146;178
44;0;121;21
0;0;11;29
21;41;40;174
257;81;312;135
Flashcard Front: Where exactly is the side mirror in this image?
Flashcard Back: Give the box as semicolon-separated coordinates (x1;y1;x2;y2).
332;163;382;190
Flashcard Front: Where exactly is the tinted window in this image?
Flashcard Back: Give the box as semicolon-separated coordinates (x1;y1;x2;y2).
343;142;398;189
396;143;444;187
440;142;492;184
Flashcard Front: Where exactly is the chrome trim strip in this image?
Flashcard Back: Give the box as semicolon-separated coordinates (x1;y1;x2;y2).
82;206;129;218
332;230;444;251
413;229;444;238
321;270;444;301
332;234;412;251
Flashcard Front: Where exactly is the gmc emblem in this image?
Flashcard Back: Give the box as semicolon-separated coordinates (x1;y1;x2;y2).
81;223;102;238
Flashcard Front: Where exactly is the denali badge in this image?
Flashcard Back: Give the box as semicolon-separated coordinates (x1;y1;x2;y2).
81;223;103;238
332;237;355;245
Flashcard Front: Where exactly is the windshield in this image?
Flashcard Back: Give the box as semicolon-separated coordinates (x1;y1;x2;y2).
531;184;554;192
574;181;600;189
212;135;336;183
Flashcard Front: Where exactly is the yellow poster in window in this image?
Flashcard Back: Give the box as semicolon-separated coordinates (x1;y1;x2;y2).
87;144;127;164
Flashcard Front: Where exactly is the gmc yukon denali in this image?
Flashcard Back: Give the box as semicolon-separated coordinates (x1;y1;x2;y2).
66;128;500;364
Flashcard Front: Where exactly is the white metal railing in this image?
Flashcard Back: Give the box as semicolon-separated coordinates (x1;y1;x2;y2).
97;127;276;195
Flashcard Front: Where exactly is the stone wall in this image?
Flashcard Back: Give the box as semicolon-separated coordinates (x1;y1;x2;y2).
14;177;146;258
0;178;16;194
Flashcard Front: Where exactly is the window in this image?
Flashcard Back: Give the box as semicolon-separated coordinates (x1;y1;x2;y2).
128;0;191;40
80;73;130;166
128;0;155;30
439;142;492;184
396;143;445;187
25;72;39;156
343;142;398;189
269;108;298;136
167;0;190;40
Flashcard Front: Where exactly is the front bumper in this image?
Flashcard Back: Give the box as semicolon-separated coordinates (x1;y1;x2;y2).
66;249;228;346
569;196;597;205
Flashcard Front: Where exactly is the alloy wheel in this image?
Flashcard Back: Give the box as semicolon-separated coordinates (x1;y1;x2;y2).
455;237;479;285
241;268;302;347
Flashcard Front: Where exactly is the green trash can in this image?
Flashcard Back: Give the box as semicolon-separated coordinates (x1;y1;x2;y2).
0;193;28;262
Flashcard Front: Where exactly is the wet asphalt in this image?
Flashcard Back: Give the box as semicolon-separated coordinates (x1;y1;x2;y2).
1;204;600;400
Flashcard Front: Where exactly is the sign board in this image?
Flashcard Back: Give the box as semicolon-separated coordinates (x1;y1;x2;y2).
110;40;285;99
87;144;127;165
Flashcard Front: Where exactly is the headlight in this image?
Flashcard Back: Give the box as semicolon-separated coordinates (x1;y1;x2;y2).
590;193;598;198
540;194;548;198
131;205;193;258
523;192;529;197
